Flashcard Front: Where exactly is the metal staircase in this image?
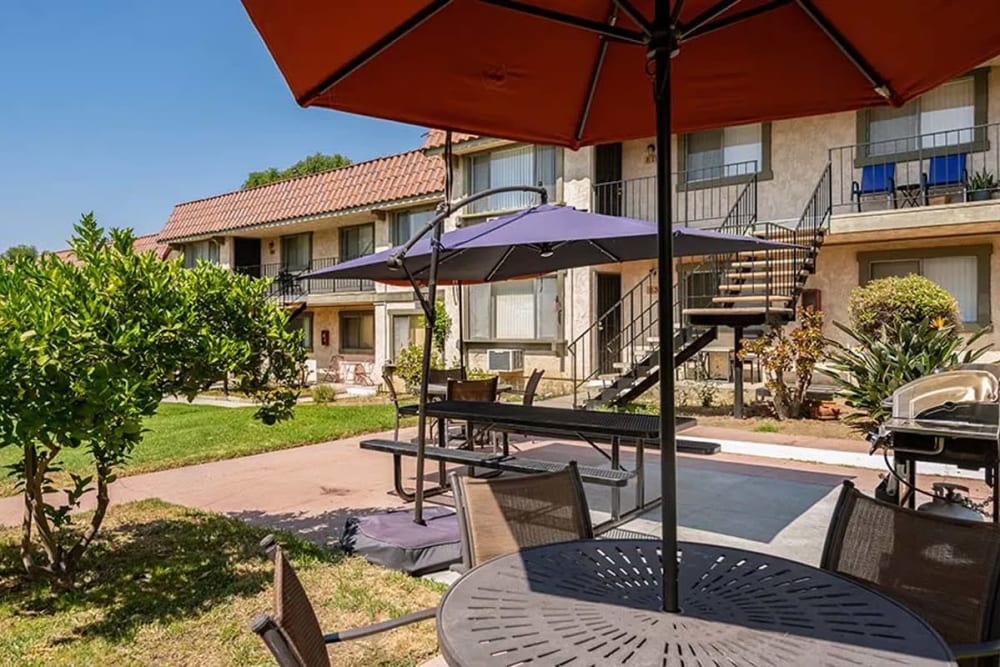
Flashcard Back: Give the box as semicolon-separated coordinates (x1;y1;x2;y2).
571;163;833;411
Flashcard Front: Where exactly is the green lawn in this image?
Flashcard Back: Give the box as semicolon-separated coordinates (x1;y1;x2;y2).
0;499;442;666
0;401;403;497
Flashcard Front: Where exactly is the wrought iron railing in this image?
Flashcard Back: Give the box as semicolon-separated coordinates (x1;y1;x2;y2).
234;256;375;303
591;160;758;228
829;122;1000;216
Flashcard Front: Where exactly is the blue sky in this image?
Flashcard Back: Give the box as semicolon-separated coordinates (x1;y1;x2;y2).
0;2;425;252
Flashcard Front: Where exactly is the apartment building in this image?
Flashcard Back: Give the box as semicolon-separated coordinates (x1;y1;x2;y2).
158;149;444;387
156;58;1000;401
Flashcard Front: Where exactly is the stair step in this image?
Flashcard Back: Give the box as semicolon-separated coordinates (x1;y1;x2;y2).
718;283;769;292
730;258;811;268
711;295;793;304
725;271;771;280
684;307;794;316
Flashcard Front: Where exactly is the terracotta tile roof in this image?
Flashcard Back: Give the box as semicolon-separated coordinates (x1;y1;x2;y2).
423;129;479;150
159;149;444;242
52;233;173;265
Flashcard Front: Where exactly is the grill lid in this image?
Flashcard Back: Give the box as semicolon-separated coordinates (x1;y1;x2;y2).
882;364;1000;441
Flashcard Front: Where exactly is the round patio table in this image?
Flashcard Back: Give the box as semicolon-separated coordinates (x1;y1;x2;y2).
436;540;955;666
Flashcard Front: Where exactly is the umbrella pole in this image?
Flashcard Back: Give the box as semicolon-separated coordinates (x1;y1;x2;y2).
458;282;466;377
652;8;680;614
413;131;453;525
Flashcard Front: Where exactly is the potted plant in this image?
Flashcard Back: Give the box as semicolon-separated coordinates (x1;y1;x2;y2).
967;169;997;201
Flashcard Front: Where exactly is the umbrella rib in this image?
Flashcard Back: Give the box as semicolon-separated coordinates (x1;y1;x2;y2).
679;0;744;36
611;0;652;36
671;0;686;25
478;0;647;45
485;246;516;282
299;0;452;105
792;0;894;100
587;239;621;263
681;0;790;41
576;8;616;141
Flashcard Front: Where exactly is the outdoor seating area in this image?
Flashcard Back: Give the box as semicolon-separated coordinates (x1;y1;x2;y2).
9;1;1000;666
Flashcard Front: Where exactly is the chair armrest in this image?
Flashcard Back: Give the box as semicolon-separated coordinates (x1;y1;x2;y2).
850;180;861;198
951;640;1000;659
323;607;437;644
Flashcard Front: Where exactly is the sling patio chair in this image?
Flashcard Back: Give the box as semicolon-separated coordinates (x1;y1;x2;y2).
250;463;592;666
822;481;1000;666
851;162;897;212
444;376;499;451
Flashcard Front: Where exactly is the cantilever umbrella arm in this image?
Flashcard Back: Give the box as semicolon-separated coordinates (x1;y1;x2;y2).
404;182;548;525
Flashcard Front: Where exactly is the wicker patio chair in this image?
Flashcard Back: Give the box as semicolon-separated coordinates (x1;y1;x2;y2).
821;481;1000;665
452;461;593;569
250;535;435;667
445;377;499;450
251;464;590;660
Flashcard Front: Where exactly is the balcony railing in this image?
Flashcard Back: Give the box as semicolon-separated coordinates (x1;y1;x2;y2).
592;161;758;228
234;256;375;299
829;122;1000;216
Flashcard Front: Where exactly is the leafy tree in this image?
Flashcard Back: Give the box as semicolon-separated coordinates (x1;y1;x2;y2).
242;152;352;189
2;244;38;262
0;214;305;590
740;307;826;420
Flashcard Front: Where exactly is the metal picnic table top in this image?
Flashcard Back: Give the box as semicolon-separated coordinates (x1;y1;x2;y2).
436;539;955;667
399;400;660;441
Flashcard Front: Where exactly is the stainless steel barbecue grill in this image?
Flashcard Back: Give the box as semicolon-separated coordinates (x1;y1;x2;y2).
874;363;1000;522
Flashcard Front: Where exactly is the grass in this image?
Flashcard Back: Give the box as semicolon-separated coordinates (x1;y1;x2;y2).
0;401;405;497
0;499;443;667
754;421;780;433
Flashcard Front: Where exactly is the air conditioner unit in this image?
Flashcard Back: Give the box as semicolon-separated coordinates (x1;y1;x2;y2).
486;349;524;373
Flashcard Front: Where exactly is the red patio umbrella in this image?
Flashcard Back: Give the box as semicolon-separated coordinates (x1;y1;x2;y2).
242;0;1000;613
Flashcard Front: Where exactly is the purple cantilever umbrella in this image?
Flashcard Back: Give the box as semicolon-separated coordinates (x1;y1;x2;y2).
304;204;799;284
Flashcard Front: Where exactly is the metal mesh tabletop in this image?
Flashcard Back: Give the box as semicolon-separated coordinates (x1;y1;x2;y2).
400;400;659;440
437;540;955;667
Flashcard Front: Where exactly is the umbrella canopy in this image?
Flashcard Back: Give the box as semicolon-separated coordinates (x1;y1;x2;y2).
242;0;1000;148
243;0;1000;614
304;205;800;283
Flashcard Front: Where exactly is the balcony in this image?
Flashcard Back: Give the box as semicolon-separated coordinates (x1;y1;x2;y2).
829;123;1000;228
235;256;375;302
592;161;758;229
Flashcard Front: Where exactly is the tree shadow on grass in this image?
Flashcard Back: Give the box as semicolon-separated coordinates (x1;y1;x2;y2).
0;501;370;646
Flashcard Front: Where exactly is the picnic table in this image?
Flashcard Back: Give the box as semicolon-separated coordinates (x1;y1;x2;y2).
393;401;714;531
437;539;956;666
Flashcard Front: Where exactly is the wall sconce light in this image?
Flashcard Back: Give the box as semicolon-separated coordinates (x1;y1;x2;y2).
644;144;656;164
268;240;275;255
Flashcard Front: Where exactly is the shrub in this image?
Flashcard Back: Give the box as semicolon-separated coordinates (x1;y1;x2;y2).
755;422;780;433
312;384;337;404
466;367;495;380
823;318;990;424
695;382;718;408
740;307;826;420
0;215;303;590
849;275;960;339
394;343;442;392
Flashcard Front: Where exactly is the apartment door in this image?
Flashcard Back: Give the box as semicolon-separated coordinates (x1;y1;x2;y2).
596;273;622;375
233;238;261;277
594;143;623;217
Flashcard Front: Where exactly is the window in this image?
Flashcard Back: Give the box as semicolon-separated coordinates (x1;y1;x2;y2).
281;233;311;272
393;208;436;247
859;246;991;326
466;275;560;340
340;311;375;352
391;313;424;357
287;313;313;351
340;224;374;261
184;240;219;268
468;144;558;213
859;71;988;160
680;123;770;185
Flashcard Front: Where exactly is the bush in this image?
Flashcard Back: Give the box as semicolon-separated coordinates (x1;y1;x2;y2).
823;318;990;424
417;300;452;355
695;382;718;408
312;384;337;404
466;367;495;380
849;275;960;339
394;343;442;392
740;307;826;420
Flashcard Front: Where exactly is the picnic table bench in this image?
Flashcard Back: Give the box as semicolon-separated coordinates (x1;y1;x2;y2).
361;438;633;503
